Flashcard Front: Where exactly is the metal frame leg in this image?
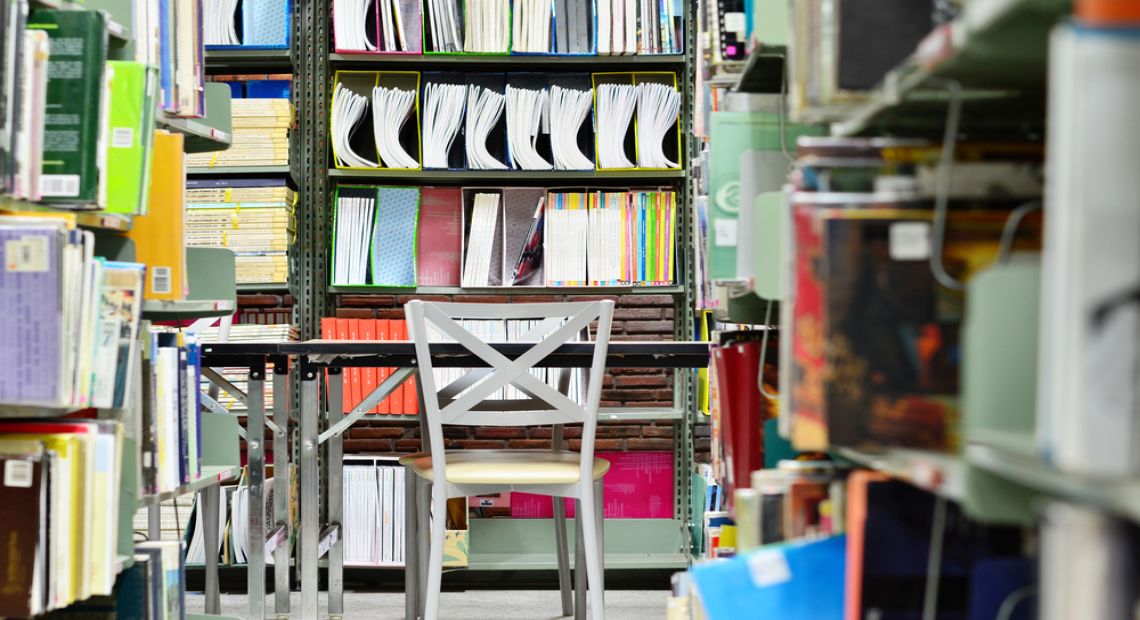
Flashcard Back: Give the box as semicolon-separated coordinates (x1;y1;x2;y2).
327;370;345;620
404;466;419;620
247;361;267;620
272;363;291;620
299;362;320;620
574;501;586;620
554;498;573;617
147;504;161;541
580;481;606;620
202;484;222;615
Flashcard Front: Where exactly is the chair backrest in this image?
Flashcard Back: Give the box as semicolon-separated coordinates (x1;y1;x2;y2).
405;300;615;470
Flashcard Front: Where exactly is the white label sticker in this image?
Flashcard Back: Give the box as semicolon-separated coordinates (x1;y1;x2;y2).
4;460;33;488
5;236;49;272
747;548;792;588
39;174;81;197
723;12;746;35
112;127;134;148
714;218;738;247
889;221;931;261
151;266;172;295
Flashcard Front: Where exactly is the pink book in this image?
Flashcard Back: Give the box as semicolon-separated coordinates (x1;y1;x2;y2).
416;187;463;286
511;451;674;518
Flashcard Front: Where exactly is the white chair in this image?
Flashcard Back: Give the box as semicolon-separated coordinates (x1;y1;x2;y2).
403;299;616;620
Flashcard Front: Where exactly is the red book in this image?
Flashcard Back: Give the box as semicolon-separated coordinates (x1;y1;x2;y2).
391;320;409;414
321;317;336;407
713;340;764;505
376;319;392;414
359;319;378;415
417;187;463;286
347;319;362;414
334;319;351;413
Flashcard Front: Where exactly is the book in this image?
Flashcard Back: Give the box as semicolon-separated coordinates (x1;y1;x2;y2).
334;0;422;53
0;447;47;617
416;187;462;286
134;541;184;620
187;96;292;168
184;179;294;285
421;74;467;169
130;130;186;300
104;62;158;215
26;9;108;206
462;0;509;53
504;190;545;286
12;28;50;201
461;191;502;286
464;74;508;170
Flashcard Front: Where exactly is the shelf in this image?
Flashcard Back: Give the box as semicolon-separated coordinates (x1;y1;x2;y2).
836;446;965;504
142;299;236;320
821;0;1066;137
340;407;682;422
467;551;689;570
329;285;685;295
329;168;686;184
330;53;686;70
157;112;231;153
205;48;292;71
29;0;129;41
0;198;133;231
236;283;290;292
967;442;1140;524
138;465;242;506
188;166;291;176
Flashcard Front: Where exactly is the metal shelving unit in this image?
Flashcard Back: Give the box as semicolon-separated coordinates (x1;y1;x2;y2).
328;284;686;295
137;466;242;506
188;165;291;176
205;48;293;72
142;299;237;320
330;52;686;68
329;168;686;183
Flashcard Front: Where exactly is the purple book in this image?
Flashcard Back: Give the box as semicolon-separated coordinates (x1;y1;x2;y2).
0;224;64;405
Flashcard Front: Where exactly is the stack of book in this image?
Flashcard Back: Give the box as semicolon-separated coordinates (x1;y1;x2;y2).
197;323;296;413
184;465;295;566
343;457;407;567
0;420;124;617
184;178;294;286
203;0;291;49
320;317;418;414
189;96;292;168
139;327;206;495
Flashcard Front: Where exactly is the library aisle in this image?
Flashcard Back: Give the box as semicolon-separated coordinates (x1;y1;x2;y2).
2;0;1139;618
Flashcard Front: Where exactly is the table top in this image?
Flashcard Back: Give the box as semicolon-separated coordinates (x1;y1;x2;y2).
200;340;711;369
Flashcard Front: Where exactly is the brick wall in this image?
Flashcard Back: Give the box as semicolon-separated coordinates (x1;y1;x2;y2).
334;293;679;455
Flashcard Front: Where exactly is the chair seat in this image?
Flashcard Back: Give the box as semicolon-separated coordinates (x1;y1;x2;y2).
400;450;611;485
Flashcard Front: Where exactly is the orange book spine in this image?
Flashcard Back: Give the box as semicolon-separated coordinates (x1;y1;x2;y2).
391;320;408;415
845;471;890;620
320;318;335;402
347;319;362;414
376;319;392;414
403;321;418;415
334;319;351;413
359;319;378;415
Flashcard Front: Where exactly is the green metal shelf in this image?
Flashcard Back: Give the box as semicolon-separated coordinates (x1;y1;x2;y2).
329;168;686;183
157;113;232;153
330;53;686;69
328;284;685;295
733;50;785;94
341;407;682;422
967;441;1140;524
137;466;242;506
818;0;1066;137
466;518;688;570
142;299;236;320
836;446;966;504
205;48;293;71
188;166;291;176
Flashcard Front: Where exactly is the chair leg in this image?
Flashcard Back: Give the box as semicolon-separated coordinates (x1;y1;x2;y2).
424;483;448;620
580;484;606;620
417;478;431;619
554;497;574;617
574;499;587;620
594;480;605;605
405;470;419;620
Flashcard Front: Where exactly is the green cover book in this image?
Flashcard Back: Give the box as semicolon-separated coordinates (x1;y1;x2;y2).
104;61;157;215
27;9;108;207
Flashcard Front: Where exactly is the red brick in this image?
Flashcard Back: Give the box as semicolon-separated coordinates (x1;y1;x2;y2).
614;375;669;388
642;425;674;438
338;294;397;307
442;426;472;439
601;388;674;401
344;439;393;452
625;320;674;334
452;294;510;303
599;400;622;408
507;439;551;449
614;307;663;320
569;439;622;451
694;438;712;453
395;439;425;451
475;427;528;439
595;425;643;438
528;426;583;439
618;295;674;306
397;295;451;304
335;308;375;319
627;438;674;450
282;294;294;305
351;427;404;439
376;309;407;320
454;440;505;449
508;295;562;303
237;293;282;307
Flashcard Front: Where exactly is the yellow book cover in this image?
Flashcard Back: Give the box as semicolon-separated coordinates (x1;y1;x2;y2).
130;130;186;300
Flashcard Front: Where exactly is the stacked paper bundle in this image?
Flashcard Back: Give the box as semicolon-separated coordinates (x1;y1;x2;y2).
184;179;294;285
188;97;292;168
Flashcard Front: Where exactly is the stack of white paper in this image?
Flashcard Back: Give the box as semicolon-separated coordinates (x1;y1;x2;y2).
465;85;508;170
543;195;588;286
463;0;509;53
371;86;419;168
333;0;377;51
333;193;377;285
203;0;241;45
588;195;625;285
426;0;463;51
511;0;552;53
422;82;466;168
378;0;411;51
332;83;379;168
506;86;552;170
549;85;593;170
462;193;501;286
595;83;637;169
597;0;638;54
635;82;680;168
343;461;406;566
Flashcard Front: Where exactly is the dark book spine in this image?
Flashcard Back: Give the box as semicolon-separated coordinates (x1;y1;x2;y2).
140;336;159;496
177;345;190;486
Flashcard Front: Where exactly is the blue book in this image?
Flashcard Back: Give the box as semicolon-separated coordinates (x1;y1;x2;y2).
691;536;846;620
159;0;174;111
247;79;291;99
224;81;245;99
371;187;420;286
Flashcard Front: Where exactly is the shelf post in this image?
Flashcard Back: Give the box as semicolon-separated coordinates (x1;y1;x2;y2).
326;368;345;620
272;356;292;619
247;357;268;620
298;358;321;619
202;483;222;614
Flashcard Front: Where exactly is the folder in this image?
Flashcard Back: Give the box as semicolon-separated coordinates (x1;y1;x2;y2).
130;130;187;300
103;62;158;215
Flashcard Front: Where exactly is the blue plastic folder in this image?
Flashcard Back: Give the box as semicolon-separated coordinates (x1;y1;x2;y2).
691;535;846;620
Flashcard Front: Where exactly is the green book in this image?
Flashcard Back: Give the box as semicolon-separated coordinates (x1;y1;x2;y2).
27;9;108;207
103;61;158;215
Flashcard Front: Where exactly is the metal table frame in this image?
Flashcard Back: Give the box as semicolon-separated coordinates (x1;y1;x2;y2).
285;340;711;620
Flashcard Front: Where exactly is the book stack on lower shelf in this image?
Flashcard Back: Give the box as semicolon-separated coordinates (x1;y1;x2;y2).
188;92;291;169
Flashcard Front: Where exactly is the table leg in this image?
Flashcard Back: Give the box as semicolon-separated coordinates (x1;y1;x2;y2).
404;465;418;620
272;365;291;619
202;484;221;615
327;370;345;620
147;504;161;541
247;362;267;620
299;364;320;620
